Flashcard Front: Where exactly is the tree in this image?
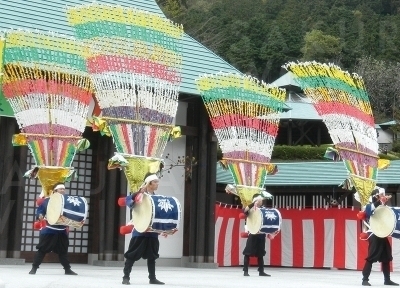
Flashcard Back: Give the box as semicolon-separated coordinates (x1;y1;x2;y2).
157;0;185;19
301;29;342;62
354;56;400;122
259;22;290;82
225;36;257;75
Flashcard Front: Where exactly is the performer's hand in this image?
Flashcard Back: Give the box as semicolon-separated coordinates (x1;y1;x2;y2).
379;195;390;204
134;192;143;203
161;232;168;238
38;214;44;221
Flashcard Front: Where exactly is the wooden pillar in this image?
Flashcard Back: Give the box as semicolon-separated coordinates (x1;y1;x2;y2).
89;133;112;262
183;133;196;258
195;105;208;262
205;133;217;262
104;154;118;261
8;144;28;258
300;124;304;145
184;100;217;268
317;124;321;146
184;100;199;263
288;120;292;146
88;133;102;261
0;117;25;259
118;174;127;261
89;131;127;263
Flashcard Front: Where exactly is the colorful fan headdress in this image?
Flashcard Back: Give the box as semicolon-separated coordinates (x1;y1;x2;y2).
196;73;286;206
66;4;184;192
284;62;384;206
1;29;93;196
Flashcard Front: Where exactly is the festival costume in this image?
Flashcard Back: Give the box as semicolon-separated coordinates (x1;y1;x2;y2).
122;189;164;285
361;195;398;286
241;200;270;277
29;197;77;275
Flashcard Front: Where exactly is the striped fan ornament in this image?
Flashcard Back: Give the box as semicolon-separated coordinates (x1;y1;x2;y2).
284;61;381;206
196;73;286;206
66;4;184;192
1;29;93;196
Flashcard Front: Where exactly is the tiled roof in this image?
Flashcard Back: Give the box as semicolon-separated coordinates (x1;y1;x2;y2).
271;72;300;88
0;0;240;96
378;120;396;126
279;102;321;120
216;160;400;186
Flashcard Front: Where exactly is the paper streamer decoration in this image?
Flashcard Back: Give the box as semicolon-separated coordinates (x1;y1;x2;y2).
0;36;4;84
284;62;380;205
67;4;183;192
196;73;286;206
1;29;93;195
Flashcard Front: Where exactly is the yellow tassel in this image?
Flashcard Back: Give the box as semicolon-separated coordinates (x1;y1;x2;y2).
218;160;228;170
91;117;111;137
12;134;28;146
377;159;390;170
169;126;181;139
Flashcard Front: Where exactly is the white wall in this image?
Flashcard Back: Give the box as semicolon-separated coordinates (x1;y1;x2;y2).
124;101;187;258
377;127;393;144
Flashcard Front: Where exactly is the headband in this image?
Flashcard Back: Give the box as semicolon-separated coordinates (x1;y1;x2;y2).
54;184;65;191
144;174;159;184
252;195;263;203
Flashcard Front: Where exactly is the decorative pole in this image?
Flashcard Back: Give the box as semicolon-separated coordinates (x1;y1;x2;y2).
196;73;286;206
1;29;92;196
67;3;184;193
284;62;387;207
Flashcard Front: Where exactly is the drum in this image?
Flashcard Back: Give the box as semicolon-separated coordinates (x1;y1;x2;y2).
132;193;181;234
46;192;88;229
369;205;400;238
246;207;282;235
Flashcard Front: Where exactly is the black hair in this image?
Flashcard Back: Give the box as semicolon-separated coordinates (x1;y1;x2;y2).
252;193;262;200
371;188;380;196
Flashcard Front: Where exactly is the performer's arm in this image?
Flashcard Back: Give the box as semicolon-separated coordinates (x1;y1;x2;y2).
126;188;145;208
243;202;255;215
372;196;386;208
125;193;137;208
36;199;47;220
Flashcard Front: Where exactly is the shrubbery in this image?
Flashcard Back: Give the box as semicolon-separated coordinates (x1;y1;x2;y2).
391;141;400;153
217;145;400;161
271;145;328;161
379;152;400;160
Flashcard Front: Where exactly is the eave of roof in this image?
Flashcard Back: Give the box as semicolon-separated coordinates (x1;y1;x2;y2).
279;102;321;120
216;160;400;186
271;72;300;88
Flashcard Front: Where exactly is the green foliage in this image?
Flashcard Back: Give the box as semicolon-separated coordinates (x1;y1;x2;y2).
157;0;400;122
271;145;327;161
217;145;400;161
379;152;400;160
301;30;342;62
391;141;400;153
157;0;185;19
354;57;400;122
160;0;400;82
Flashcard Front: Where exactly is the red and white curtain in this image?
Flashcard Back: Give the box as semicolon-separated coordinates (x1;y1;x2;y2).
215;204;400;271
